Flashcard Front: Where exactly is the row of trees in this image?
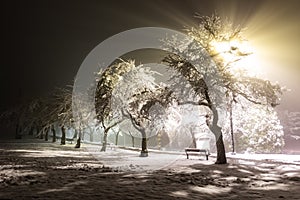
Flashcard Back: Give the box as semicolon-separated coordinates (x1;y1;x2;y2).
0;14;285;164
0;87;75;144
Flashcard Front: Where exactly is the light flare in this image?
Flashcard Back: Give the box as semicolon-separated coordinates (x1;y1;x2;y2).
211;38;260;76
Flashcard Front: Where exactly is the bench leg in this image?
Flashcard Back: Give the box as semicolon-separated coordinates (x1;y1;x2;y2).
206;155;208;160
186;154;189;159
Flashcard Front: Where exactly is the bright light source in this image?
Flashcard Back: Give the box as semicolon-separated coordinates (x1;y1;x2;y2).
210;39;260;76
211;40;231;53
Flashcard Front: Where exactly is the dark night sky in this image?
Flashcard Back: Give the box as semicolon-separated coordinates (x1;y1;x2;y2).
2;0;300;113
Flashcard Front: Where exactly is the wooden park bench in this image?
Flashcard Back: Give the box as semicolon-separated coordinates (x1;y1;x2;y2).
185;148;210;160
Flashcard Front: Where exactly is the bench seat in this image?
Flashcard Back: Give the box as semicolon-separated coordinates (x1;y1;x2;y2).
185;148;210;160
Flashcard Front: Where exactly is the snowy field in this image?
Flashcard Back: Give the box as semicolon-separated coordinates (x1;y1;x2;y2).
0;139;299;199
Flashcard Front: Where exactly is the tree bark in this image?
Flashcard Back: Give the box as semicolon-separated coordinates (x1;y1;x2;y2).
132;136;135;147
75;137;81;149
100;129;109;152
214;128;227;164
115;131;119;145
190;128;197;148
15;123;22;139
52;125;56;142
28;126;34;135
75;137;81;148
75;129;81;148
209;106;227;164
140;130;148;157
39;126;44;139
90;129;94;142
157;131;161;150
100;120;122;151
35;126;39;138
45;127;48;141
61;126;66;145
229;100;235;154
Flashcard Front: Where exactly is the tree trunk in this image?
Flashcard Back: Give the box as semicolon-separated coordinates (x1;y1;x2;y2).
192;137;197;148
39;126;44;139
132;136;135;147
28;126;34;135
75;129;81;148
45;127;48;141
52;125;56;142
157;131;161;150
140;130;148;157
75;137;81;148
90;132;94;142
88;127;94;142
229;100;235;154
210;106;227;164
100;129;109;152
215;129;227;164
35;126;40;138
129;131;135;147
115;131;119;145
61;126;66;145
15;123;22;139
190;128;197;148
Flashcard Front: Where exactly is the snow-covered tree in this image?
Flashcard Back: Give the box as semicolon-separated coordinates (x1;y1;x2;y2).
281;111;300;141
222;98;284;153
72;88;99;148
163;14;283;164
111;61;168;156
95;59;165;154
94;60;136;151
0;99;42;139
0;87;76;143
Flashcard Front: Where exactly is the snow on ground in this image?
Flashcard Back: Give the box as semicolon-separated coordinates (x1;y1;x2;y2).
85;144;300;172
226;153;300;165
85;145;197;172
0;139;300;200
